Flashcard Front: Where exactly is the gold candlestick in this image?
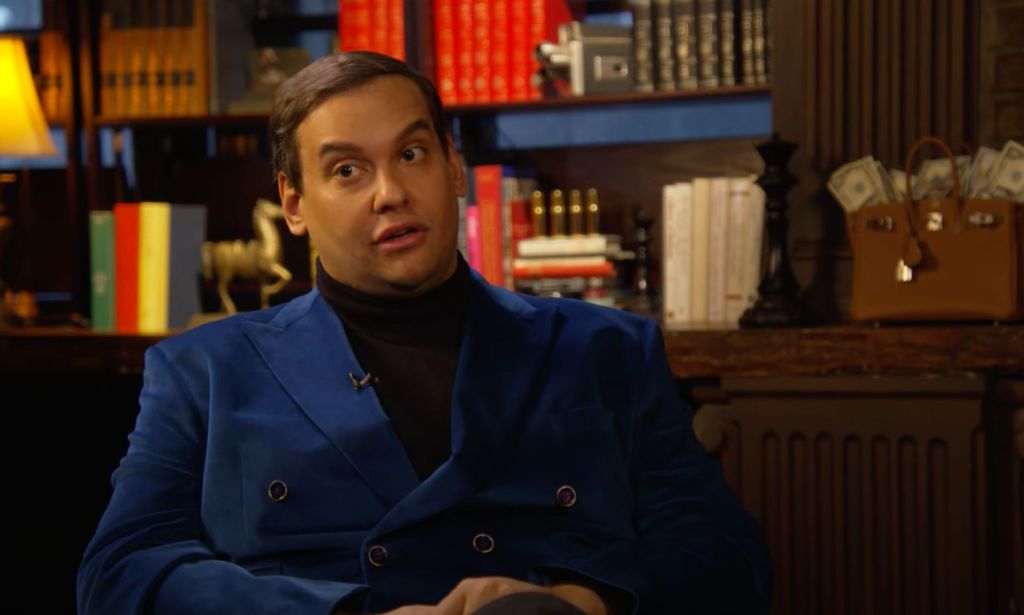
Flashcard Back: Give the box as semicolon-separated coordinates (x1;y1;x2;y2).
585;188;600;235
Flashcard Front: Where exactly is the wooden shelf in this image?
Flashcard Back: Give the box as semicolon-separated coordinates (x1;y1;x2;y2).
92;84;771;134
447;84;771;114
663;324;1024;379
0;328;163;375
5;323;1023;379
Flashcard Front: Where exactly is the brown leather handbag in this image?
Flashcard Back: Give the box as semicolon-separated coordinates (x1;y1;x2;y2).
849;137;1022;321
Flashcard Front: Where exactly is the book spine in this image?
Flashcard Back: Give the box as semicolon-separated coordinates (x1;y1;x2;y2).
513;261;614;279
630;0;654;92
472;0;492;103
433;0;458;104
368;0;387;53
652;0;676;91
474;165;504;285
387;0;405;59
697;0;720;88
724;176;750;323
508;0;531;100
454;0;475;103
113;202;140;332
672;0;699;89
167;204;206;330
89;211;117;331
740;0;755;85
137;201;171;333
706;177;729;323
752;0;766;84
690;177;711;322
719;0;737;86
490;0;510;102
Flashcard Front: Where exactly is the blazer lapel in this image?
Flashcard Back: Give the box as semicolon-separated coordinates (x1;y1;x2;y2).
373;274;559;536
242;291;420;507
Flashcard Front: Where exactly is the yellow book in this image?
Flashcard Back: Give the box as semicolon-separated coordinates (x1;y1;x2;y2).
137;201;171;333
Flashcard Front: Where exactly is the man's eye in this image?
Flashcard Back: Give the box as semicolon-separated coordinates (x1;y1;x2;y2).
338;165;356;178
402;147;425;162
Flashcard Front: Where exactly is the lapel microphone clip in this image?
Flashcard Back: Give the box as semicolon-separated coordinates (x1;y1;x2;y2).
349;371;377;392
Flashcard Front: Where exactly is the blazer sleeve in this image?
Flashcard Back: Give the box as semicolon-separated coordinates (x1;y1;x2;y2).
77;344;366;615
532;319;772;615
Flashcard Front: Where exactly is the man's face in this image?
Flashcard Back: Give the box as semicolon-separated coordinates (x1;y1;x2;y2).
279;75;466;297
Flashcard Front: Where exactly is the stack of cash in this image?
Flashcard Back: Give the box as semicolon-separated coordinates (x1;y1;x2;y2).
828;139;1024;214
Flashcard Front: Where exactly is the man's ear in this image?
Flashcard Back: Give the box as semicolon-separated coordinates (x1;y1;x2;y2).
445;138;467;198
278;173;307;236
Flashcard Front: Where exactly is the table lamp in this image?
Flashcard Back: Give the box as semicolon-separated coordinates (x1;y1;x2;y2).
0;35;56;326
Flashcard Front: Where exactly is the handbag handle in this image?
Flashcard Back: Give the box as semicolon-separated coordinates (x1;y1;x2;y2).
902;136;964;235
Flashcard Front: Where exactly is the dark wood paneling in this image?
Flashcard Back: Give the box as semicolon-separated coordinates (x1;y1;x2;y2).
710;376;986;615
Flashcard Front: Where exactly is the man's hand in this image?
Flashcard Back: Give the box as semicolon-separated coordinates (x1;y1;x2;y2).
433;577;608;615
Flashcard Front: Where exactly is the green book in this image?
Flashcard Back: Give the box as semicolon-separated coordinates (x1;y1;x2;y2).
89;210;116;331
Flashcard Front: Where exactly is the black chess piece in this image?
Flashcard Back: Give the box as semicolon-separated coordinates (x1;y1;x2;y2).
740;134;808;327
623;206;658;316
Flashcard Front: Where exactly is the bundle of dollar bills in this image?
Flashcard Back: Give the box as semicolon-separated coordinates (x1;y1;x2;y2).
827;139;1024;214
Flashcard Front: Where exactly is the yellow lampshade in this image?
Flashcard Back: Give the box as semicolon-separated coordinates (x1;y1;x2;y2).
0;36;56;156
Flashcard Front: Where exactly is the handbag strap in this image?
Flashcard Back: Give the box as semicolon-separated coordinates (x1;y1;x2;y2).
902;136;964;235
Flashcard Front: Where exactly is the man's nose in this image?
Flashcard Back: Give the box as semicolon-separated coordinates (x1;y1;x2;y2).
371;167;409;212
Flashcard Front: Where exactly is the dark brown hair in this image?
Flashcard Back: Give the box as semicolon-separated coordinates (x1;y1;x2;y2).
269;51;450;192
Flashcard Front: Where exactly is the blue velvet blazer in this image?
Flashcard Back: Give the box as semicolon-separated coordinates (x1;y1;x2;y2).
78;272;771;614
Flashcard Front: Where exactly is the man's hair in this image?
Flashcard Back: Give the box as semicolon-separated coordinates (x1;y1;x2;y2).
269;51;450;192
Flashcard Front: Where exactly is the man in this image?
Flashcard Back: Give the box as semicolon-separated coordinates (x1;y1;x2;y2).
78;51;771;615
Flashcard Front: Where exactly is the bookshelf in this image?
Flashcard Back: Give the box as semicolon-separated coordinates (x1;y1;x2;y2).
6;2;1023;613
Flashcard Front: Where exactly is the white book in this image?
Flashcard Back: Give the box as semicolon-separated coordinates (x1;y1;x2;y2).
690;177;711;322
517;234;621;257
661;182;693;325
742;181;767;311
707;177;730;324
725;176;754;323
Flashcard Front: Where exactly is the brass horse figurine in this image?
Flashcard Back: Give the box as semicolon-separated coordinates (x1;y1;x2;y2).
201;199;292;314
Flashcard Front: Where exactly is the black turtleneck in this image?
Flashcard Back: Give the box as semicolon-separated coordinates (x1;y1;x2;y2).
316;255;472;480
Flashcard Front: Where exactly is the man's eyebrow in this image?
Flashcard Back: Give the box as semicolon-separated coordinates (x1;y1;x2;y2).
316;119;434;160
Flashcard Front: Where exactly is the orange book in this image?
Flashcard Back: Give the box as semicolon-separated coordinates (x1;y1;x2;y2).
114;202;140;332
528;0;572;99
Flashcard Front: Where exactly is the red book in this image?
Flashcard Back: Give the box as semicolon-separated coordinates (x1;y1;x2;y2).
471;0;492;103
387;0;405;59
454;0;475;103
473;165;504;285
113;202;140;332
490;0;511;102
433;0;457;104
350;0;371;50
508;0;530;101
371;0;388;53
513;260;615;279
